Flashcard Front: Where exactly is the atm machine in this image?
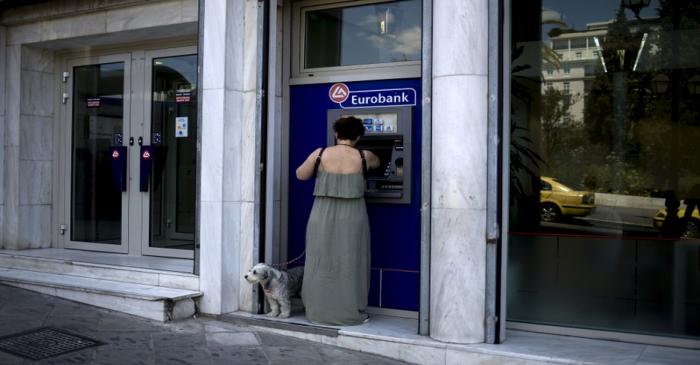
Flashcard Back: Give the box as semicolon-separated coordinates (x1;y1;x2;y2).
327;107;412;204
289;79;421;312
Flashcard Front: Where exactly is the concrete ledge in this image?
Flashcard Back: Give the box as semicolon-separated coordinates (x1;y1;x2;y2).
0;268;201;301
0;268;201;321
0;251;199;290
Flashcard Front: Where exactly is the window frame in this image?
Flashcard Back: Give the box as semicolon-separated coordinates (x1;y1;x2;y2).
292;0;421;83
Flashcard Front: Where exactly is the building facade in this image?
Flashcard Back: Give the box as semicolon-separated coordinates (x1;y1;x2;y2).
0;0;698;361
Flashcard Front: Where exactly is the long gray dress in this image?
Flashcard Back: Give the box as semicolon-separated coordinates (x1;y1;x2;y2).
302;170;370;325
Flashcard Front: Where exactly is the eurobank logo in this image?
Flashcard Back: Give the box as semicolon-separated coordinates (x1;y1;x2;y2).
328;83;416;109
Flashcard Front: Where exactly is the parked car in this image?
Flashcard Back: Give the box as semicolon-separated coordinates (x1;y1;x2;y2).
540;176;595;222
652;208;700;238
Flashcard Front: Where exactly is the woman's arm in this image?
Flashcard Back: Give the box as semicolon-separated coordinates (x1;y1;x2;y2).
296;147;323;181
363;150;381;170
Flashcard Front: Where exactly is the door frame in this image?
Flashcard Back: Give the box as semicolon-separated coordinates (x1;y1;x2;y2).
57;41;197;258
61;53;133;253
140;46;198;259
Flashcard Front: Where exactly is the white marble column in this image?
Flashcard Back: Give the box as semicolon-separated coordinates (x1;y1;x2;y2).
1;44;54;250
0;26;5;247
430;0;489;344
18;47;54;249
199;0;261;315
3;44;20;250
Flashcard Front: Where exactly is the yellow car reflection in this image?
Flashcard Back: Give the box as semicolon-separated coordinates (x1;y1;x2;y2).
652;208;700;238
540;176;595;222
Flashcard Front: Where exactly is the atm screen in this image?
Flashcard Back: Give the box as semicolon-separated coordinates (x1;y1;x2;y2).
341;113;398;134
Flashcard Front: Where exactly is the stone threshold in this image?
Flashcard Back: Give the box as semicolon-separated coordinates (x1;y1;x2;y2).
0;268;201;322
219;312;565;365
0;248;194;274
0;249;198;291
219;312;700;365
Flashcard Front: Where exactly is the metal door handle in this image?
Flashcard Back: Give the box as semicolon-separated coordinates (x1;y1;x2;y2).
138;136;143;146
129;137;134;146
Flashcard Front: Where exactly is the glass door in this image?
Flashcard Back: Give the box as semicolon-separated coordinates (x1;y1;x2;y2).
141;48;198;258
64;55;131;253
62;48;196;259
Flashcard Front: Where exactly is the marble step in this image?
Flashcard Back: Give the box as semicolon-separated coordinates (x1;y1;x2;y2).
0;268;201;322
0;252;198;290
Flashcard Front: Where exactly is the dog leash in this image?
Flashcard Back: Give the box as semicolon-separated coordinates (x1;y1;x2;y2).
268;250;306;269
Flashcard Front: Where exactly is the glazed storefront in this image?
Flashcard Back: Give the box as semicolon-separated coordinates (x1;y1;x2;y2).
507;0;700;346
0;0;698;354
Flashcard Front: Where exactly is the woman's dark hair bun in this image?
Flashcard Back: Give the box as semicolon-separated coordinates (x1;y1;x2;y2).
333;116;365;141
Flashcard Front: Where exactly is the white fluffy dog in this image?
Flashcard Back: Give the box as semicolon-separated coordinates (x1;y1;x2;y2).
244;263;304;318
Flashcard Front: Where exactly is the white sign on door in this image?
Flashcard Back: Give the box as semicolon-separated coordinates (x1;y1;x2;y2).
175;117;188;138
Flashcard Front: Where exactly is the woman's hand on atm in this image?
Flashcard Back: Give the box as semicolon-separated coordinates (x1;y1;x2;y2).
363;150;381;170
296;147;323;181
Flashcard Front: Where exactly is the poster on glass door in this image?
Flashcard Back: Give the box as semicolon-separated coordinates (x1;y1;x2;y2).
175;117;188;138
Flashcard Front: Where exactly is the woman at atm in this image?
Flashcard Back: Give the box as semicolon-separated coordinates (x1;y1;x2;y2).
295;116;380;325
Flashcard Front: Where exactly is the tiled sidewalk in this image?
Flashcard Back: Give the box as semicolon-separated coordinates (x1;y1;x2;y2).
0;284;410;365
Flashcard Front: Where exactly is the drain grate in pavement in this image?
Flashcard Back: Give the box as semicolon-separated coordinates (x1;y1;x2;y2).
0;327;103;360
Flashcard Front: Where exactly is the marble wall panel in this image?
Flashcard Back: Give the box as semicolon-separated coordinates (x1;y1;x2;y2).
106;1;182;33
1;0;96;25
7;23;41;45
0;205;4;249
5;45;20;146
3;145;20;248
180;0;199;23
4;45;21;248
222;200;242;313
433;0;488;77
223;0;244;92
431;0;490;345
20;70;53;118
0;116;4;205
18;161;52;205
241;0;259;93
237;201;255;312
223;90;243;203
20;46;53;73
41;12;107;42
0;27;6;115
202;0;226;91
19;115;53;161
432;75;488;210
198;0;262;316
239;90;258;203
198;0;227;316
18;205;51;248
430;208;486;344
200;88;224;203
1;29;6;213
198;200;223;313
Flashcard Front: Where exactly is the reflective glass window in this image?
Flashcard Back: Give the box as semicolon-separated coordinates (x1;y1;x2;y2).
510;0;700;339
552;39;569;50
304;0;421;69
570;37;587;49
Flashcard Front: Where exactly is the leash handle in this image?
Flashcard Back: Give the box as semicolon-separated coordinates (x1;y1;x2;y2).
268;250;305;268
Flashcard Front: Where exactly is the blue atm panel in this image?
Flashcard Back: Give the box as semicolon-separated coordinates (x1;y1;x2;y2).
288;79;421;311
